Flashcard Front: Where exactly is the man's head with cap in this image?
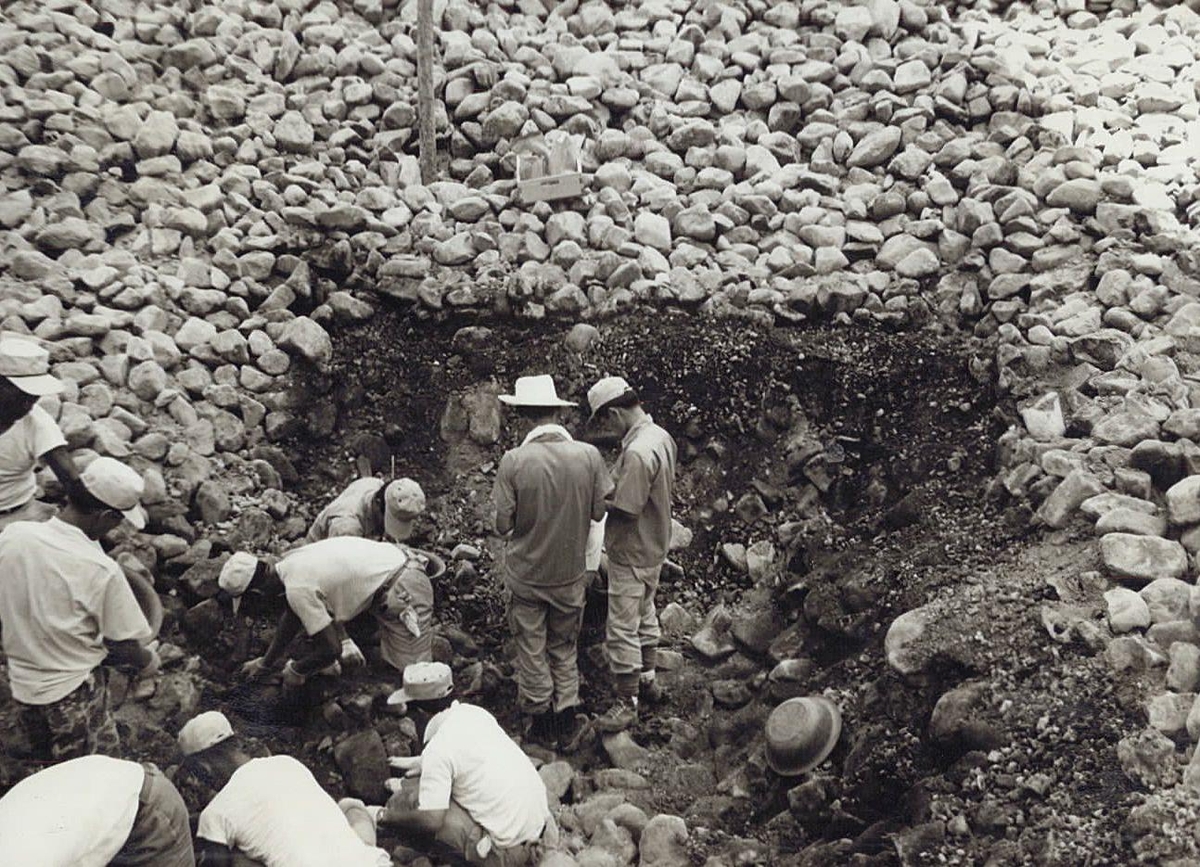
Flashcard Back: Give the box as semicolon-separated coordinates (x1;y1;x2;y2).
177;711;249;797
178;710;235;757
0;335;62;395
387;661;454;730
384;478;425;542
219;552;262;614
586;376;641;439
66;457;148;538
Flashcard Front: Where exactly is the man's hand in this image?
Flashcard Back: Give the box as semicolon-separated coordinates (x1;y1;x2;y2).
389;755;422;777
139;643;162;679
240;656;269;679
341;637;366;668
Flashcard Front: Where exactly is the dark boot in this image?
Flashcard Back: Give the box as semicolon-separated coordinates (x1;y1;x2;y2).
556;706;587;752
527;711;558;749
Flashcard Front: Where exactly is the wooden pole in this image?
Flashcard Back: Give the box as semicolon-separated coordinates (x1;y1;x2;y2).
416;0;436;184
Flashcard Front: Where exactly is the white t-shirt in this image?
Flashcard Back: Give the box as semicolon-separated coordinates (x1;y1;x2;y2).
0;755;143;867
419;703;549;848
197;755;390;867
307;477;384;540
0;405;67;510
0;517;151;703
278;537;410;636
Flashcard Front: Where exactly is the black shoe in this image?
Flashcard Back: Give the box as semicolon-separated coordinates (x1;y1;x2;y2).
556;706;587;751
639;676;665;705
527;711;558;749
594;697;638;734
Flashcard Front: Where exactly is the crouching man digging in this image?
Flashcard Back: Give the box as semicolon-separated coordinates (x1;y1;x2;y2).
220;536;443;686
179;711;389;867
381;662;556;866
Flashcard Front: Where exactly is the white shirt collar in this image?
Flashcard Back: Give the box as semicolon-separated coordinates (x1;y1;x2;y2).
522;424;573;446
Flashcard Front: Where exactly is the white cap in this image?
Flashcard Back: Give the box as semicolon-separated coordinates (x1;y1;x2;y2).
386;661;453;708
384;478;426;542
219;552;259;613
178;710;234;757
586;376;632;419
79;457;146;529
0;334;62;396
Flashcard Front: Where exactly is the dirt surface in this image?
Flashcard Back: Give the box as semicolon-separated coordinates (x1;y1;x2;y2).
0;308;1142;864
270;308;1139;864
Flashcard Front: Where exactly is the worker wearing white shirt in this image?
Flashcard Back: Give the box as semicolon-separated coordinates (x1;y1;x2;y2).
383;663;553;866
179;711;389;867
0;334;79;531
0;754;194;867
219;537;443;683
0;456;159;760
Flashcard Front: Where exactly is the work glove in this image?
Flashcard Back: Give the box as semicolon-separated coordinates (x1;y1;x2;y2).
341;637;366;668
281;659;308;688
139;642;162;679
240;656;269;680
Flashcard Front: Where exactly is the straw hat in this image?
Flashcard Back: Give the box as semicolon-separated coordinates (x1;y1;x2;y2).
498;374;576;408
764;696;842;776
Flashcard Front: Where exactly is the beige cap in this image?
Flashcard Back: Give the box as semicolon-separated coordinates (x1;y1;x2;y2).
219;552;259;613
384;478;425;542
387;661;452;708
586;376;632;419
79;457;146;529
178;710;234;757
0;334;63;396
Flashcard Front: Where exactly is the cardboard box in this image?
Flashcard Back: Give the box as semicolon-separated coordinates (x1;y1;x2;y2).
514;131;588;204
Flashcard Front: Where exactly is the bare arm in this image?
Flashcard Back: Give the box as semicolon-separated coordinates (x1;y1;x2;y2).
290;624;341;676
260;608;305;669
195;839;235;867
385;804;448;838
103;638;152;670
43;445;79;490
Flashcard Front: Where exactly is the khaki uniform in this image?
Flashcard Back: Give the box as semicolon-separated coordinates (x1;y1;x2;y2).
604;416;677;691
493;425;610;714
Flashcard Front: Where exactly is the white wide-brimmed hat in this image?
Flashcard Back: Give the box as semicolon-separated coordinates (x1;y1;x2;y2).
498;375;576;408
0;334;62;396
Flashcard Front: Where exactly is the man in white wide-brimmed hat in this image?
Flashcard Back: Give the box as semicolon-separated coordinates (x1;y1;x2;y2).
0;456;159;760
493;375;611;749
0;334;80;530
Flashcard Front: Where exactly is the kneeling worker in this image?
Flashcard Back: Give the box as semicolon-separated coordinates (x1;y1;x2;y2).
382;662;553;865
0;754;195;866
220;536;441;684
306;475;425;543
179;711;389;867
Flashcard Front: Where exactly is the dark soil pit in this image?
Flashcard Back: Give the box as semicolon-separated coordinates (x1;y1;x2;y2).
0;311;1142;865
